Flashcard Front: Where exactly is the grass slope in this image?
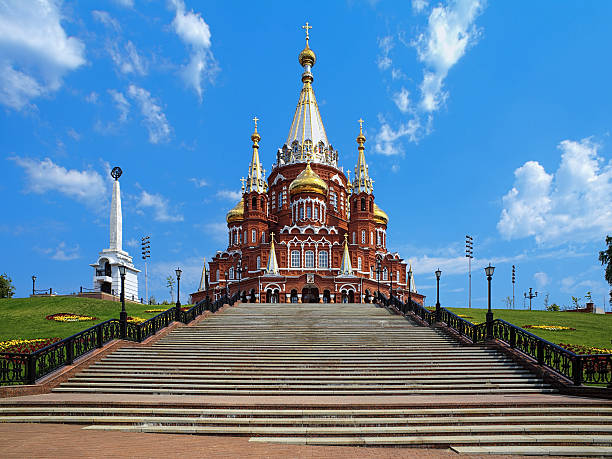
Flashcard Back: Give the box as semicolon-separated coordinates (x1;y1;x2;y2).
0;297;174;341
447;307;612;350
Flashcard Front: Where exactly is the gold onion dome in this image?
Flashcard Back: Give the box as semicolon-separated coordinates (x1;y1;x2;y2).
226;198;244;224
289;163;328;196
299;43;316;68
372;203;389;225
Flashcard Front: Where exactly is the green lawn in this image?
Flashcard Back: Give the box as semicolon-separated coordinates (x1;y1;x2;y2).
446;307;612;350
0;297;175;341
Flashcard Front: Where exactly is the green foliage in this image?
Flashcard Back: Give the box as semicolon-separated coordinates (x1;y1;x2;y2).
599;235;612;305
546;303;560;312
448;307;612;349
0;296;167;341
571;296;581;309
148;296;156;305
0;274;15;299
166;275;175;302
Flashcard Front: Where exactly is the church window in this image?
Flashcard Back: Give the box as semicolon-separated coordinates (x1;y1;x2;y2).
299;206;304;220
330;191;337;210
383;267;388;281
252;197;257;210
261;232;265;244
370;232;374;245
229;267;234;279
256;256;261;270
251;229;256;243
291;250;300;268
361;230;366;244
318;251;328;268
361;198;366;211
243;231;247;243
370;267;374;279
305;250;314;268
352;232;356;244
314;206;318;219
358;257;362;270
354;200;357;210
397;270;400;282
306;206;312;219
377;232;381;246
216;269;220;281
278;193;283;209
260;197;265;210
369;200;373;212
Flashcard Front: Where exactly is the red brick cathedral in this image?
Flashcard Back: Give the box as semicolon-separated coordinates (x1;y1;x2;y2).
191;27;424;306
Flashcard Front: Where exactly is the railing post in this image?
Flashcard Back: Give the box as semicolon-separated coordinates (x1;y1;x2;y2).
537;340;544;365
509;327;516;348
65;338;74;365
572;356;583;386
27;355;36;385
97;323;103;348
137;325;142;342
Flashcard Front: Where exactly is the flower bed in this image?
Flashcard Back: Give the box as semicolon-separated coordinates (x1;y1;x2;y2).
558;342;612;355
46;313;97;322
524;325;576;331
127;316;146;324
145;307;190;313
0;338;61;354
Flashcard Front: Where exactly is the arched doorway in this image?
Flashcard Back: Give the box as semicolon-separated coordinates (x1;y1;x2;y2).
349;290;355;303
101;282;111;294
249;289;256;303
266;289;279;303
302;286;319;303
322;290;331;303
290;289;298;303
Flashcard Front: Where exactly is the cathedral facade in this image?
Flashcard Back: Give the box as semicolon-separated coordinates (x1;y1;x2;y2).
191;28;423;305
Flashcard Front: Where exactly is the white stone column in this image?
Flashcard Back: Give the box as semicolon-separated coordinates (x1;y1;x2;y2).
109;180;122;251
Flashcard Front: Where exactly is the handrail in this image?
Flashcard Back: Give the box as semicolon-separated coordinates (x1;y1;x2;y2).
0;294;235;386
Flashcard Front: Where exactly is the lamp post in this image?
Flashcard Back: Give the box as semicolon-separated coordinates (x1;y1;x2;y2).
465;235;473;308
376;255;382;304
175;267;182;320
31;275;36;296
389;265;394;299
118;265;127;339
225;270;229;296
485;263;495;340
524;288;538;311
407;267;413;311
236;257;242;302
435;268;442;322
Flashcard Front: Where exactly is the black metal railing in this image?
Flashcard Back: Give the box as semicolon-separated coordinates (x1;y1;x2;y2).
391;299;611;387
0;294;236;386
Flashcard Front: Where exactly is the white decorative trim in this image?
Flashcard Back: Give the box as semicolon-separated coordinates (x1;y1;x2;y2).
330;173;343;186
271;173;286;186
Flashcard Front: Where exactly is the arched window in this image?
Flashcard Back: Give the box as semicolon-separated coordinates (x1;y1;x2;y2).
361;230;366;244
299;206;304;220
243;231;247;243
383;267;388;281
256;256;261;270
291;250;300;268
306;205;312;219
330;191;338;210
358;257;362;270
278;193;284;208
377;232;381;246
318;251;328;268
216;269;220;281
361;197;366;211
370;231;374;245
251;229;256;243
252;197;257;210
304;250;314;268
261;232;265;244
397;270;400;282
245;200;249;212
352;232;356;244
354;200;357;210
229;267;234;279
370;266;374;279
260;197;264;210
369;200;373;212
314;206;318;219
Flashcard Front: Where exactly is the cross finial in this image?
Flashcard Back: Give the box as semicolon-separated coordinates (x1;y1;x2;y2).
253;116;259;131
240;177;246;191
358;118;364;133
302;21;312;40
270;232;275;242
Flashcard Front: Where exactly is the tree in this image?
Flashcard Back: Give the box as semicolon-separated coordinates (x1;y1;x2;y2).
166;275;175;303
571;296;581;309
0;273;15;298
543;292;550;310
598;235;612;306
546;303;560;312
502;296;512;309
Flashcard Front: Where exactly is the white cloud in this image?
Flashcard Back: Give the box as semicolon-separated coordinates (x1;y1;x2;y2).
108;89;130;122
190;178;208;187
375;0;485;153
126;238;139;248
92;10;120;32
137;190;183;222
85;91;99;104
48;241;80;261
498;137;612;245
202;222;227;243
0;0;85;109
127;85;171;143
169;0;216;101
534;272;549;288
113;0;134;8
412;0;429;13
216;189;242;201
9;156;107;207
67;128;80;141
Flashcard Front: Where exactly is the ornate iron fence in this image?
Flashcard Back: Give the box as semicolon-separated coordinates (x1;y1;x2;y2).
0;294;236;386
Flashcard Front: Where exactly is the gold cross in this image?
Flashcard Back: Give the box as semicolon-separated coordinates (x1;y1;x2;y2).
358;118;364;133
240;177;246;190
270;232;275;242
253;116;259;130
302;22;312;40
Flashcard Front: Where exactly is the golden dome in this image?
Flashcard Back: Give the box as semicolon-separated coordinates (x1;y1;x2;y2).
289;163;328;196
299;43;316;68
372;203;389;226
226;198;244;224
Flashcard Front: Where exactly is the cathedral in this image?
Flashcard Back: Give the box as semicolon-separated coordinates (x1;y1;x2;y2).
191;25;423;305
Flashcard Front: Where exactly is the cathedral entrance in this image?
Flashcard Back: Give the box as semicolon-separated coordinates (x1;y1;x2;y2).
290;289;298;303
266;289;279;303
322;290;331;303
301;286;319;303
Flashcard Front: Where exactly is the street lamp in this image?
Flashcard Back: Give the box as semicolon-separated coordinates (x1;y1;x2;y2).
407;267;413;312
389;265;394;299
31;275;36;296
236;257;242;301
175;267;182;319
524;287;538;311
376;255;382;304
435;268;442;322
118;265;127;338
485;263;495;339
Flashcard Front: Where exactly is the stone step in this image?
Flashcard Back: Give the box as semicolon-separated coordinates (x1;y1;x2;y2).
451;446;612;456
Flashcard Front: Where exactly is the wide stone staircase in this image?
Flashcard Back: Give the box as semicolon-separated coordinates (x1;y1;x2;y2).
1;303;611;456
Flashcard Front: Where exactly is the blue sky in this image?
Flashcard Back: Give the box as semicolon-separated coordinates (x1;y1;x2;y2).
1;0;611;310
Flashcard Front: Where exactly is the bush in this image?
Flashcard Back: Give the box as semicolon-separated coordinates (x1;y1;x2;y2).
546;303;560;312
0;274;15;299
